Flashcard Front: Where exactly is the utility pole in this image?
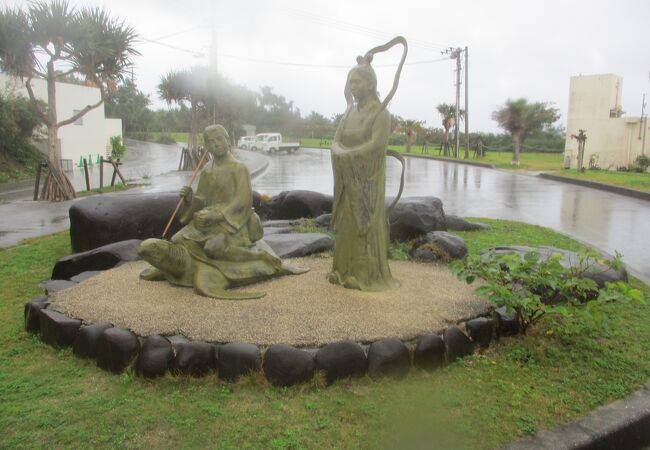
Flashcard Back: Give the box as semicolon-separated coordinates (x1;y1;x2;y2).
641;93;647;155
464;46;469;159
454;49;461;158
442;47;466;158
210;14;219;125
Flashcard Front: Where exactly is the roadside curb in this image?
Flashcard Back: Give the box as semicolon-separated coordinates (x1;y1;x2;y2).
539;173;650;201
235;149;270;180
399;153;497;169
504;381;650;449
300;147;498;169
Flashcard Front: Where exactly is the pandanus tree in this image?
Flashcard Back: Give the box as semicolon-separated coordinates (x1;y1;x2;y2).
396;119;424;153
436;103;464;157
158;66;212;160
492;98;559;165
0;0;138;201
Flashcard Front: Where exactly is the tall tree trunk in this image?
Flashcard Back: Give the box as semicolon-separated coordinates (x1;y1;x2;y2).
463;136;469;159
442;128;449;156
512;132;522;165
42;60;75;201
189;101;197;152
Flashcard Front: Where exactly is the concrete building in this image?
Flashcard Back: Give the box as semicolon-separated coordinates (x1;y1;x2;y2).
564;74;648;170
1;73;122;171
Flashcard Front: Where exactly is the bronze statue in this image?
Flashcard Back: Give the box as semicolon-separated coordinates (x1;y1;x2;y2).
328;37;408;292
139;124;307;299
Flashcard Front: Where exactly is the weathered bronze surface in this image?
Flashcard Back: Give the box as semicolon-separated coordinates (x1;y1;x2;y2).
329;37;408;292
138;124;307;299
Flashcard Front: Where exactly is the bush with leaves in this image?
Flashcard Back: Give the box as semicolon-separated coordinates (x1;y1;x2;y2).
633;155;650;173
450;250;644;334
0;91;43;165
109;136;126;160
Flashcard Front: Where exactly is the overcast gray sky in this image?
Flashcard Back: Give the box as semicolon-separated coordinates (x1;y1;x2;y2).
8;0;650;132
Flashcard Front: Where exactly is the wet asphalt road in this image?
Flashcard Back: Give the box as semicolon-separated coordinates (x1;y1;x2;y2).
1;143;649;284
252;148;650;283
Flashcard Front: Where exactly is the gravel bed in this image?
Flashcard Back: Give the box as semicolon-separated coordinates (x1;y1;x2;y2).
50;256;489;347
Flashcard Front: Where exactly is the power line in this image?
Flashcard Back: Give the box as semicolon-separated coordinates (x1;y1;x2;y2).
137;37;205;58
219;53;452;69
281;7;455;52
149;26;208;42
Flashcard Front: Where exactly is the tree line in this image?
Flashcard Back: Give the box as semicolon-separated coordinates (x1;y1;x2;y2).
1;0;563;200
107;77;564;161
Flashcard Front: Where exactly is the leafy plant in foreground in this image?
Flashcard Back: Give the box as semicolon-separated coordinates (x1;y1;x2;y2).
450;250;644;334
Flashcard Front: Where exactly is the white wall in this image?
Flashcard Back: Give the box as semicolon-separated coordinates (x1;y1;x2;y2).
564;74;649;170
0;73;122;167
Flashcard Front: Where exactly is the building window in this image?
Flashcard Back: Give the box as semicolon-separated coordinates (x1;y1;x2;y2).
73;110;83;126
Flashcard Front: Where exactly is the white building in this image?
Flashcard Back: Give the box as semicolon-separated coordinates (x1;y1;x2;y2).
1;73;122;171
564;74;648;170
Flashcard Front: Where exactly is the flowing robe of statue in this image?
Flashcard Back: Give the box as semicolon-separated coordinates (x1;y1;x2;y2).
171;155;280;277
328;37;408;292
329;101;399;292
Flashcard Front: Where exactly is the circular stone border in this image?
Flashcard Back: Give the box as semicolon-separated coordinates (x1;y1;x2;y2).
26;272;521;386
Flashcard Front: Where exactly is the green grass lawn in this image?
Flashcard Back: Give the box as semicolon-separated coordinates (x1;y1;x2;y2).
550;169;650;193
299;139;564;172
1;220;649;448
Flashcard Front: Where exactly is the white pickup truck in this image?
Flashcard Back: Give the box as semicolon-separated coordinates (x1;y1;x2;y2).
259;133;300;154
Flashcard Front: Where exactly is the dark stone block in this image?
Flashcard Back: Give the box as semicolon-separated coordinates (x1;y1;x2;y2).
263;344;315;387
495;307;520;337
217;342;261;381
264;233;334;258
262;220;300;228
70;271;103;283
367;338;411;379
315;340;367;384
466;317;495;349
39;309;81;348
445;215;491;231
96;328;140;374
167;334;190;348
73;323;113;358
443;326;474;363
52;240;142;280
487;246;628;289
413;334;446;371
172;341;217;377
389;197;446;241
314;213;332;229
410;231;468;262
262;227;294;235
69;193;183;253
39;279;77;295
135;335;173;378
264;190;333;220
24;296;49;333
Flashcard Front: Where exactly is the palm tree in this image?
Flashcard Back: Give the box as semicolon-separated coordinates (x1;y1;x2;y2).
0;0;138;200
396;119;424;153
158;66;209;158
492;98;559;165
436;103;464;157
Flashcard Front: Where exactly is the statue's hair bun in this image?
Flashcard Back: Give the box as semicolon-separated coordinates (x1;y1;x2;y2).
356;54;373;66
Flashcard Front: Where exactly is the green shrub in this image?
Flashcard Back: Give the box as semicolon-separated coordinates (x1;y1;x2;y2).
109;136;127;160
450;250;644;334
634;155;650;173
0;91;43;165
156;133;176;145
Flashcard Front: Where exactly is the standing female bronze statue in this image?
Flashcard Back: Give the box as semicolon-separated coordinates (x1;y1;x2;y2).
328;37;408;291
